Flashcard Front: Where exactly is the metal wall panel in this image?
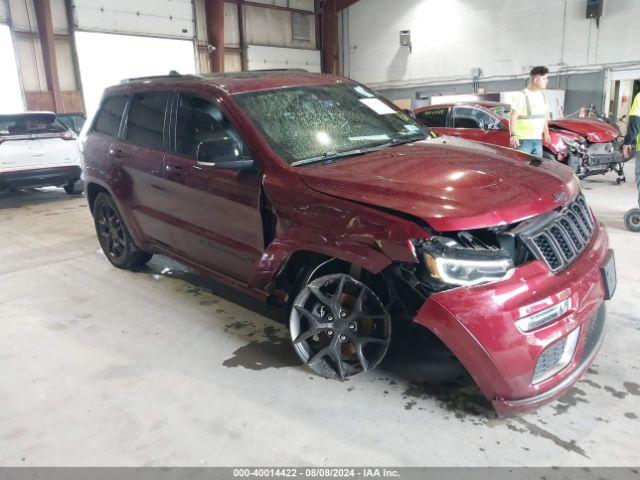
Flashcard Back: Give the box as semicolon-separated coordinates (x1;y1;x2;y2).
15;35;47;90
0;1;10;24
224;51;241;72
244;4;314;49
194;0;208;41
224;1;239;47
72;0;194;38
289;0;314;12
55;37;77;90
246;44;319;72
8;0;37;32
51;0;69;33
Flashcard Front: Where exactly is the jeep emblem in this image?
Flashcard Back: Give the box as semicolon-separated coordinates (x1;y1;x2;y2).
553;192;568;204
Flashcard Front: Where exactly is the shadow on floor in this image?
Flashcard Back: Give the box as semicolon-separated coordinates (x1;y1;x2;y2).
143;255;493;417
0;187;82;209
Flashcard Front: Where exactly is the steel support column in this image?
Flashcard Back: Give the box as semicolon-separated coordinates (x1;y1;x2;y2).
34;0;62;112
204;0;225;72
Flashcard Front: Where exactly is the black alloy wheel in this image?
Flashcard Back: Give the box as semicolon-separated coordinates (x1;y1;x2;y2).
93;193;152;269
290;273;391;380
624;208;640;232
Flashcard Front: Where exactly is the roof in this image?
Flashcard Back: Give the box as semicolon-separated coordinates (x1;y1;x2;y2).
0;111;56;117
105;70;347;96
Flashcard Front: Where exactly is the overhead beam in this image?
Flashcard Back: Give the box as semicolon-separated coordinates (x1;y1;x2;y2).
335;0;359;12
204;0;225;72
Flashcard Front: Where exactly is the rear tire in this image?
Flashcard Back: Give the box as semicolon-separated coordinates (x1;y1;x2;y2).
64;179;83;195
93;193;153;269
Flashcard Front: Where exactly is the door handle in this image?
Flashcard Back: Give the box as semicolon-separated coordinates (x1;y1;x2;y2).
109;148;126;158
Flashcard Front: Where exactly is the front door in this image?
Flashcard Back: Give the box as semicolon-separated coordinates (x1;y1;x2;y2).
449;106;509;146
163;93;264;282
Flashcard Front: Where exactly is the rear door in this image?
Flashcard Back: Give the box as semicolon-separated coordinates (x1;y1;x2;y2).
163;92;264;282
115;91;175;248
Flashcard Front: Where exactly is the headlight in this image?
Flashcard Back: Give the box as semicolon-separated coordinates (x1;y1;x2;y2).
561;137;586;151
422;236;514;286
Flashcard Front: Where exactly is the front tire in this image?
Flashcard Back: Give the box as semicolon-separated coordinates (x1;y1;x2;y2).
624;208;640;232
93;193;153;269
289;273;391;380
64;179;83;195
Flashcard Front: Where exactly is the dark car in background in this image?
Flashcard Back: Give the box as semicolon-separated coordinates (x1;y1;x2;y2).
81;71;614;415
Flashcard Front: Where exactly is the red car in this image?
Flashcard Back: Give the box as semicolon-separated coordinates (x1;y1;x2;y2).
81;71;615;415
414;102;626;180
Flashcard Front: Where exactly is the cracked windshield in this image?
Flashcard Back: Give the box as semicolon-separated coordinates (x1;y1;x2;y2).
234;84;429;165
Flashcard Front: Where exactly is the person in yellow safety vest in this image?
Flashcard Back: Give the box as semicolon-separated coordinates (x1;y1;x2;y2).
623;91;640;207
509;66;551;157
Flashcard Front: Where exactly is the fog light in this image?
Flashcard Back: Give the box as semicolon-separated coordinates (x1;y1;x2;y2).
532;327;580;384
516;298;571;332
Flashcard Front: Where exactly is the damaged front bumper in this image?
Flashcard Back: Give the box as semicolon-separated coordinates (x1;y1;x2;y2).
413;221;611;415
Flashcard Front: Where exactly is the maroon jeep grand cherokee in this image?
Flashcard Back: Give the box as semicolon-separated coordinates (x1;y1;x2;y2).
81;71;615;414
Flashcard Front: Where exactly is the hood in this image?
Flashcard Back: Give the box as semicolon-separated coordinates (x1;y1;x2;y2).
549;118;620;143
298;137;580;232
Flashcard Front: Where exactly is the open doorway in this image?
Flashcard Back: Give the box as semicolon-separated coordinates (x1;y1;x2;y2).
0;24;24;113
604;70;640;136
74;31;197;117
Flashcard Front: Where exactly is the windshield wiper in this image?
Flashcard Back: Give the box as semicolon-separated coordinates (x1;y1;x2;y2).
291;135;426;167
292;148;374;166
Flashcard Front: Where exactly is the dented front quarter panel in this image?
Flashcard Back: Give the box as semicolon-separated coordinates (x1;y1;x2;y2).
248;168;427;290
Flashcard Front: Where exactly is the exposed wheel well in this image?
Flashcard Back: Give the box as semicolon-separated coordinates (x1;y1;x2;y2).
86;183;110;214
275;251;396;310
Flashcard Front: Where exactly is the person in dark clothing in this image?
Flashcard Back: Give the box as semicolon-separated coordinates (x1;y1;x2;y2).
623;92;640;206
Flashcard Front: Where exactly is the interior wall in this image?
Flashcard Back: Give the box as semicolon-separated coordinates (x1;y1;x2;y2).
377;71;606;117
344;0;640;90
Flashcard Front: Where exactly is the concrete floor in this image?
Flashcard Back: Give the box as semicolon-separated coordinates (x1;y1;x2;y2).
1;162;639;467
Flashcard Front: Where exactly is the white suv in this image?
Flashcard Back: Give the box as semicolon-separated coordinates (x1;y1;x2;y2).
0;112;83;194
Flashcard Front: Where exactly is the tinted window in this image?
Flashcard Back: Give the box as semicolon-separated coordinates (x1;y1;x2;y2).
125;92;169;150
174;94;249;159
453;107;496;129
94;96;127;137
416;108;449;127
0;113;67;136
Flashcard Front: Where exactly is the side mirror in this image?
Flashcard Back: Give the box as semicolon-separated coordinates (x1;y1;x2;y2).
196;137;254;170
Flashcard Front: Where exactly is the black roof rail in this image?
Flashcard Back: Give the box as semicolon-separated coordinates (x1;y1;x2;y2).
120;70;200;84
119;68;313;85
202;68;310;78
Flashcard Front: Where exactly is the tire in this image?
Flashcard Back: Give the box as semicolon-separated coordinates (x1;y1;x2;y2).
64;179;84;195
289;273;391;380
624;208;640;232
93;193;153;269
